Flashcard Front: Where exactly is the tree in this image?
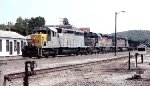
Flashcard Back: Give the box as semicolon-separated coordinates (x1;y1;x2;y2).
13;17;29;36
63;18;70;25
0;16;45;36
28;16;45;33
0;22;14;31
24;19;30;35
0;24;7;30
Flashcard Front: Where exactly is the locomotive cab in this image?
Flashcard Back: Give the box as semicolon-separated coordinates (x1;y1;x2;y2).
32;27;59;48
22;26;60;58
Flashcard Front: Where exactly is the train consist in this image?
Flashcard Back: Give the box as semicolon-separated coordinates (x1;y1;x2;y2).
22;25;129;58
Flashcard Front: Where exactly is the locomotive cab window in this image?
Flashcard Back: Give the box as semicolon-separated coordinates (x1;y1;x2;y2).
57;28;62;33
36;30;47;34
52;31;54;36
48;31;51;41
52;31;56;37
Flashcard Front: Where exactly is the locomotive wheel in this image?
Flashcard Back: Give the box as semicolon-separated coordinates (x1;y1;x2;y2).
76;54;79;56
37;55;42;59
52;54;56;57
80;52;83;56
29;56;32;58
75;52;79;56
44;55;48;58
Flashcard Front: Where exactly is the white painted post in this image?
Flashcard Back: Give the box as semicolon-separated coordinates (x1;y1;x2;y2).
0;62;7;86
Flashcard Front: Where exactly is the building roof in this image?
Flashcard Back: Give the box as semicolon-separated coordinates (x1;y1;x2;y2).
0;30;26;39
25;35;31;39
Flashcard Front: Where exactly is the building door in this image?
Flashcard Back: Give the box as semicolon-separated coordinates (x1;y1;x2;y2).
17;42;20;54
10;42;13;55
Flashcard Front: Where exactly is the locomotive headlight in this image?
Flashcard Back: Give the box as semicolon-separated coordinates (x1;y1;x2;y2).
33;38;36;42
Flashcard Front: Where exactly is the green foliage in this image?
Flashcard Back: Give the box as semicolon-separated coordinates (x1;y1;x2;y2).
0;22;13;31
0;16;45;36
12;17;29;36
111;30;150;45
63;18;70;25
28;16;45;29
0;24;7;30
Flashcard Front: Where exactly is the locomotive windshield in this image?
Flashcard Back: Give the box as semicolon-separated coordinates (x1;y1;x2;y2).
34;30;47;34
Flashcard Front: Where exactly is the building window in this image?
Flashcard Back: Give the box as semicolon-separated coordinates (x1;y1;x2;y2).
21;41;23;48
0;39;2;52
6;40;9;51
14;40;17;51
17;42;20;54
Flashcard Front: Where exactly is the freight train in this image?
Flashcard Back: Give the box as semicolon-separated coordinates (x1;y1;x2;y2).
22;25;129;58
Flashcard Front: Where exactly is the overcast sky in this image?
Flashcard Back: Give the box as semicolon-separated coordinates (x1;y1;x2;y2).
0;0;150;34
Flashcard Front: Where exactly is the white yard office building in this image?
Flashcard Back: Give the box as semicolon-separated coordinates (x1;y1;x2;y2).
0;30;27;57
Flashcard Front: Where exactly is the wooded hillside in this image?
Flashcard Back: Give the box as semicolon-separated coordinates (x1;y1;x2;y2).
111;30;150;45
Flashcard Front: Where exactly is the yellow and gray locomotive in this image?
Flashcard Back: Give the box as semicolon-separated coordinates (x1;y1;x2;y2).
22;25;86;58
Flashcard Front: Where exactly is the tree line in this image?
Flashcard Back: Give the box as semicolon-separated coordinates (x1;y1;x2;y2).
0;17;71;36
0;16;45;36
111;30;150;46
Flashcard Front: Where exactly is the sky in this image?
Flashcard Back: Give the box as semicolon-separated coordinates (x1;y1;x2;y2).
0;0;150;34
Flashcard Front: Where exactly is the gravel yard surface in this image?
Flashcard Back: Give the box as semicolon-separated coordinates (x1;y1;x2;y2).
6;54;150;86
1;51;136;74
2;51;150;86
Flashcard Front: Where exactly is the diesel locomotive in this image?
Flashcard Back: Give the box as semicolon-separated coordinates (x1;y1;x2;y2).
22;25;129;58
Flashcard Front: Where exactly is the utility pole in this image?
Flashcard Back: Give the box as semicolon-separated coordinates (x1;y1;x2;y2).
128;52;131;70
114;11;125;56
115;12;117;56
135;53;138;67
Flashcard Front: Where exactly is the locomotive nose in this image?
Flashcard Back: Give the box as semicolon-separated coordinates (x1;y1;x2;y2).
32;38;36;45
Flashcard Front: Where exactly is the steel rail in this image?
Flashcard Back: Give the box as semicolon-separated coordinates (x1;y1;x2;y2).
4;55;133;81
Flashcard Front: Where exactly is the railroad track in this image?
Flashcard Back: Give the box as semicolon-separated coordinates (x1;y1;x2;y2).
4;55;133;81
0;51;130;62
